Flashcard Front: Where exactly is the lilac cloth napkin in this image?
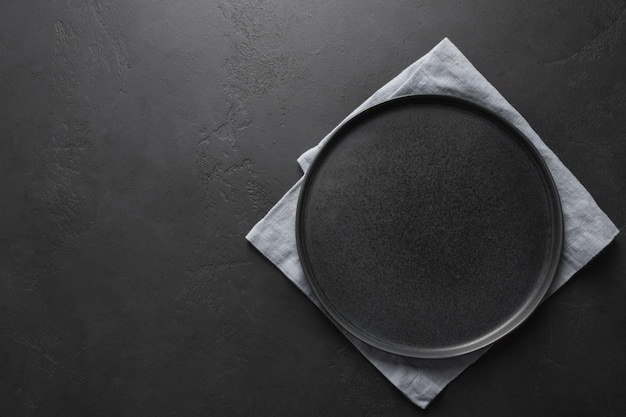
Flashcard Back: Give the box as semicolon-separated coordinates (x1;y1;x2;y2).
245;38;619;408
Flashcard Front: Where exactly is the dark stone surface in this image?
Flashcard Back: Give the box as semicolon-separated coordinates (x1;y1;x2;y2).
0;0;624;416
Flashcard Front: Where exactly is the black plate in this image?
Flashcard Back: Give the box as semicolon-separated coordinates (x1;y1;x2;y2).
296;95;563;358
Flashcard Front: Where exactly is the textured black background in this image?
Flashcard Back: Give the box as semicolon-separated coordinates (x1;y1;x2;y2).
1;0;625;416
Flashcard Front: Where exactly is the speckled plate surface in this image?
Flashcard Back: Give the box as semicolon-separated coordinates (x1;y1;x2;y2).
296;95;563;358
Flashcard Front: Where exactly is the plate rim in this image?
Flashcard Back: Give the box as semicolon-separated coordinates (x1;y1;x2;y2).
295;94;563;359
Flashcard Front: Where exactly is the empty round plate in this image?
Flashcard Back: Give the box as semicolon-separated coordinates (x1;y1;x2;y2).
296;95;562;358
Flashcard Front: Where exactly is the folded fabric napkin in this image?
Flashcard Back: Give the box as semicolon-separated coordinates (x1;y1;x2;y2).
245;38;619;408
